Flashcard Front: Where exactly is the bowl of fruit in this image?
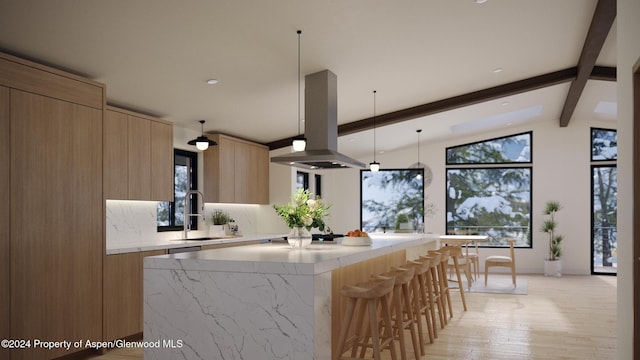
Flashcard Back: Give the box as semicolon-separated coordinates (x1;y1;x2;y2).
342;229;372;246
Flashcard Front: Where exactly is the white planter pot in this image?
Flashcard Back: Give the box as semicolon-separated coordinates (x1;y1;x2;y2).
544;259;562;277
209;224;228;238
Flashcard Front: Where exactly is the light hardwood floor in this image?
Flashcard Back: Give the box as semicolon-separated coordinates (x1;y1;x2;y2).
93;274;617;360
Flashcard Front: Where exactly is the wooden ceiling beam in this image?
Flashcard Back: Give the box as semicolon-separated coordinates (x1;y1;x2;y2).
590;66;616;81
267;68;577;150
267;65;617;150
559;0;616;127
338;68;578;137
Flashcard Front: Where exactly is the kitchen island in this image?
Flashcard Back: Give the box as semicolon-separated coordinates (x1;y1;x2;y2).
143;233;437;360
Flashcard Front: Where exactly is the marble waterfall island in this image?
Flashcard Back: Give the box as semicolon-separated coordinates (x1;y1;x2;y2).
143;234;436;360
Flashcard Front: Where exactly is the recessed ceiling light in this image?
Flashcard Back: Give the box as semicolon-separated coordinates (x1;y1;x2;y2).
206;79;219;85
493;68;503;73
502;101;510;106
475;0;487;3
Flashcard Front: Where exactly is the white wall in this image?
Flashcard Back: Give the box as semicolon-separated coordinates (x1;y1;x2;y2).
313;115;615;275
616;1;639;358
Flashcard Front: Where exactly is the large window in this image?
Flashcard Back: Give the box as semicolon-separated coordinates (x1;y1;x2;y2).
591;128;617;275
446;132;532;247
157;149;198;231
361;169;424;233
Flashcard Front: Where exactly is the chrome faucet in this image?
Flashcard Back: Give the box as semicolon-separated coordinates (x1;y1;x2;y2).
184;190;204;240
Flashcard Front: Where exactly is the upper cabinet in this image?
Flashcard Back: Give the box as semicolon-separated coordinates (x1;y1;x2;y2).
104;106;173;201
204;134;269;204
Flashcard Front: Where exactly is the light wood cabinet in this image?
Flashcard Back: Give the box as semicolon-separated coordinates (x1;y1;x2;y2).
128;114;152;200
2;51;105;360
104;109;129;199
103;249;166;341
204;134;269;204
10;89;103;359
151;120;174;201
104;252;140;341
0;86;9;360
104;106;173;201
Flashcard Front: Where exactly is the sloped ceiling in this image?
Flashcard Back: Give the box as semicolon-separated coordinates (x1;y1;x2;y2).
0;0;616;159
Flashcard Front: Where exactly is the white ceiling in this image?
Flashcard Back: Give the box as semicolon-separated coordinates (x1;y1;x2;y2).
0;0;616;159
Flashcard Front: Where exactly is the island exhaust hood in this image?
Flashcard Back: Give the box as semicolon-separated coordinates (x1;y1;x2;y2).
271;70;366;169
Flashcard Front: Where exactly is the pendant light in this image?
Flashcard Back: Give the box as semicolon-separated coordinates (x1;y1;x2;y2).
188;120;217;151
409;129;433;186
409;129;424;178
369;90;380;172
291;30;306;152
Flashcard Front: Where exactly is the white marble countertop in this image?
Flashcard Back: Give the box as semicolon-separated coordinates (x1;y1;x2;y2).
106;233;287;255
144;234;438;275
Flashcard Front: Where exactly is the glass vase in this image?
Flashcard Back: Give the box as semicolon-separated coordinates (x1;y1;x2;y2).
287;227;312;249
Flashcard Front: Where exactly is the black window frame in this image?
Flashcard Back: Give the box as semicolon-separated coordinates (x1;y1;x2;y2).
590;127;617;276
445;131;533;248
360;168;425;233
446;131;532;165
157;149;199;232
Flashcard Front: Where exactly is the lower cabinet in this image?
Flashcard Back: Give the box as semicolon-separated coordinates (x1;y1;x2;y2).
103;250;166;341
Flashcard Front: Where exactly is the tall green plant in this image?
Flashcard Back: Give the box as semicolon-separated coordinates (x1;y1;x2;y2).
541;201;563;260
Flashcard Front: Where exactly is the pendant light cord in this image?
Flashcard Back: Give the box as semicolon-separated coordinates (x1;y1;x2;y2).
297;30;302;137
417;129;422;164
373;90;377;162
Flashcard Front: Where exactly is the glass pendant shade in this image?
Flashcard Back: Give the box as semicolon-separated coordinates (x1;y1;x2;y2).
196;138;210;151
292;136;306;151
369;161;380;172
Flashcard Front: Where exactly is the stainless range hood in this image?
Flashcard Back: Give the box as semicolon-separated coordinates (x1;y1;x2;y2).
271;70;366;169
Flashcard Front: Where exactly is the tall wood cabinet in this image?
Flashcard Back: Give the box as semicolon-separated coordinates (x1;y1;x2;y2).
1;52;105;359
0;86;10;360
104;106;173;201
204;133;269;204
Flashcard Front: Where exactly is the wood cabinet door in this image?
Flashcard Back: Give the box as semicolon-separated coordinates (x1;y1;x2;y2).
103;253;141;341
10;90;102;359
0;86;9;360
150;121;173;201
218;136;236;203
128;115;151;200
104;109;129;199
249;144;270;204
234;140;250;203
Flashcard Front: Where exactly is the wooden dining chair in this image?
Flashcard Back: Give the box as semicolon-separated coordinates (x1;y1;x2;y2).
463;241;480;280
484;239;516;287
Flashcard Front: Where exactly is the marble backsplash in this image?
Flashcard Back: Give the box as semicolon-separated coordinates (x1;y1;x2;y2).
106;200;262;249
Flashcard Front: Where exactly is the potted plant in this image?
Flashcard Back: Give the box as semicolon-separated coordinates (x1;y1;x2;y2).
541;200;563;277
210;209;232;237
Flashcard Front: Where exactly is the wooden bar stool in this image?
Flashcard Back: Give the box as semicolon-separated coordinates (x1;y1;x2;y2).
429;249;453;321
420;254;446;331
414;256;438;342
404;258;434;353
335;276;398;360
375;267;421;360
